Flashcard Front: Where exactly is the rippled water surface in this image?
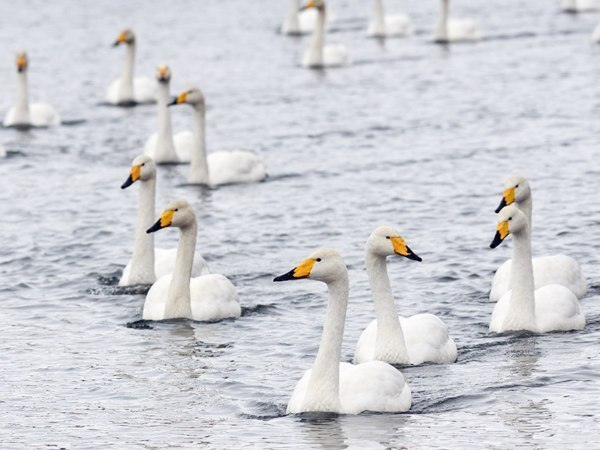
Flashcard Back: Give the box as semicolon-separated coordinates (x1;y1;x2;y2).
2;0;600;448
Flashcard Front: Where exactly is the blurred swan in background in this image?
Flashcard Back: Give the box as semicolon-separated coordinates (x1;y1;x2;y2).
106;29;156;106
367;0;413;38
281;0;319;35
434;0;482;43
119;155;209;286
301;0;348;68
144;65;193;164
3;52;60;128
562;0;600;13
143;200;240;321
274;248;412;415
0;144;6;158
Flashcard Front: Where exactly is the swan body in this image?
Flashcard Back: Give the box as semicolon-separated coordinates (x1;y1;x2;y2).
144;65;193;163
489;205;585;333
367;0;413;37
106;29;156;106
435;0;482;43
301;0;349;68
353;226;457;365
563;0;600;13
169;88;266;185
490;175;587;301
143;200;240;321
3;52;60;128
119;155;209;286
274;248;411;414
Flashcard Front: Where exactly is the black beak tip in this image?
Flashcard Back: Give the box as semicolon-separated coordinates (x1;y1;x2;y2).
495;198;507;214
121;175;134;189
408;253;422;262
490;232;503;249
273;269;297;282
146;221;162;234
167;98;177;107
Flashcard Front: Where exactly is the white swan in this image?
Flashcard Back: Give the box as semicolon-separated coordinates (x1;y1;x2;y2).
3;52;60;128
490;175;587;302
300;0;349;68
354;227;457;366
281;0;320;35
143;200;240;321
367;0;413;38
562;0;600;13
119;155;209;286
106;29;156;106
274;248;411;415
489;205;585;333
168;88;266;185
434;0;482;43
144;65;193;164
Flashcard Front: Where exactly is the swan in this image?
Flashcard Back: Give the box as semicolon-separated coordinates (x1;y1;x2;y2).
119;155;209;286
143;199;240;321
300;0;349;68
562;0;600;13
106;29;156;106
592;23;600;42
434;0;482;44
3;52;61;128
367;0;413;38
490;175;587;302
489;205;585;333
274;248;411;415
281;0;320;35
354;227;457;366
144;65;193;164
168;88;266;185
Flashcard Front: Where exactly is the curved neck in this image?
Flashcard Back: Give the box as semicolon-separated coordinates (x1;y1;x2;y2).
308;7;326;65
14;71;31;124
156;81;174;137
120;44;135;100
436;0;449;42
365;251;409;363
130;177;157;283
304;273;349;412
373;0;386;32
505;226;536;331
189;105;209;184
517;196;533;230
164;221;198;319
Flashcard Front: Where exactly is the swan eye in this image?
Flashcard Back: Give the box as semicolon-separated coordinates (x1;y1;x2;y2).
141;163;145;166
509;217;512;221
515;184;519;188
385;236;390;239
174;209;178;212
316;258;321;262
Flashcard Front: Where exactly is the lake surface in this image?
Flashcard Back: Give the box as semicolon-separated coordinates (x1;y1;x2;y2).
1;0;600;448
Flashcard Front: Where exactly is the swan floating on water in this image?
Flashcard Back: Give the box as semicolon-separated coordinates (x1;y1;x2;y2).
562;0;600;13
281;0;321;35
119;155;209;286
106;29;156;106
490;175;586;302
354;226;457;366
168;87;266;185
489;205;585;333
300;0;348;68
3;52;61;128
274;248;411;414
144;65;193;164
434;0;482;44
367;0;413;38
143;199;240;321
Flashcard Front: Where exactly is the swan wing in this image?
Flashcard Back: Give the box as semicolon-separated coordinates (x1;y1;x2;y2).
142;275;172;320
189;273;240;321
106;79;121;104
3;108;16;127
534;285;585;332
207;150;266;185
401;314;458;365
447;19;482;42
490;259;512;302
353;319;378;364
30;103;61;127
133;77;157;104
144;132;158;157
323;45;349;67
173;131;194;163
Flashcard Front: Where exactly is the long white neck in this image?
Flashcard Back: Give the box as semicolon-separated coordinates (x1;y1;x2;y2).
372;0;386;35
119;43;136;102
164;221;197;319
504;226;537;331
517;195;533;230
284;0;301;32
188;105;209;184
14;71;31;125
154;81;177;161
129;177;157;284
365;251;409;364
307;7;326;66
435;0;449;42
303;273;349;412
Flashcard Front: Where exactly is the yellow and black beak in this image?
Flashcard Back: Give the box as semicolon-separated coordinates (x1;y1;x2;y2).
299;0;316;11
390;236;422;262
167;92;187;107
490;221;510;249
274;258;316;282
495;187;515;213
147;210;175;234
112;32;127;47
121;165;141;189
157;66;169;82
16;54;27;73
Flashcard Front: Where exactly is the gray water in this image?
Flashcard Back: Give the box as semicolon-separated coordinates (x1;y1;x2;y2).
1;0;600;448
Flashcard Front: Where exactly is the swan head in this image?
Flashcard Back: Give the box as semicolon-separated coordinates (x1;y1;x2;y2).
147;199;196;233
121;154;155;189
495;174;531;213
16;52;28;73
113;28;135;47
274;248;346;284
366;226;422;261
168;87;205;109
490;204;528;248
300;0;325;11
156;64;171;83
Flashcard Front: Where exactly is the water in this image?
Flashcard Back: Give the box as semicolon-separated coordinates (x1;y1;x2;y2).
1;0;600;448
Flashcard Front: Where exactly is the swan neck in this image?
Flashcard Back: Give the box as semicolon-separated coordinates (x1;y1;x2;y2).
285;0;301;31
518;196;533;230
165;221;197;319
130;177;157;283
120;44;135;99
189;105;209;184
308;7;326;65
365;251;408;362
506;226;536;330
373;0;385;31
304;273;348;412
156;82;174;138
436;0;449;41
14;71;31;124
